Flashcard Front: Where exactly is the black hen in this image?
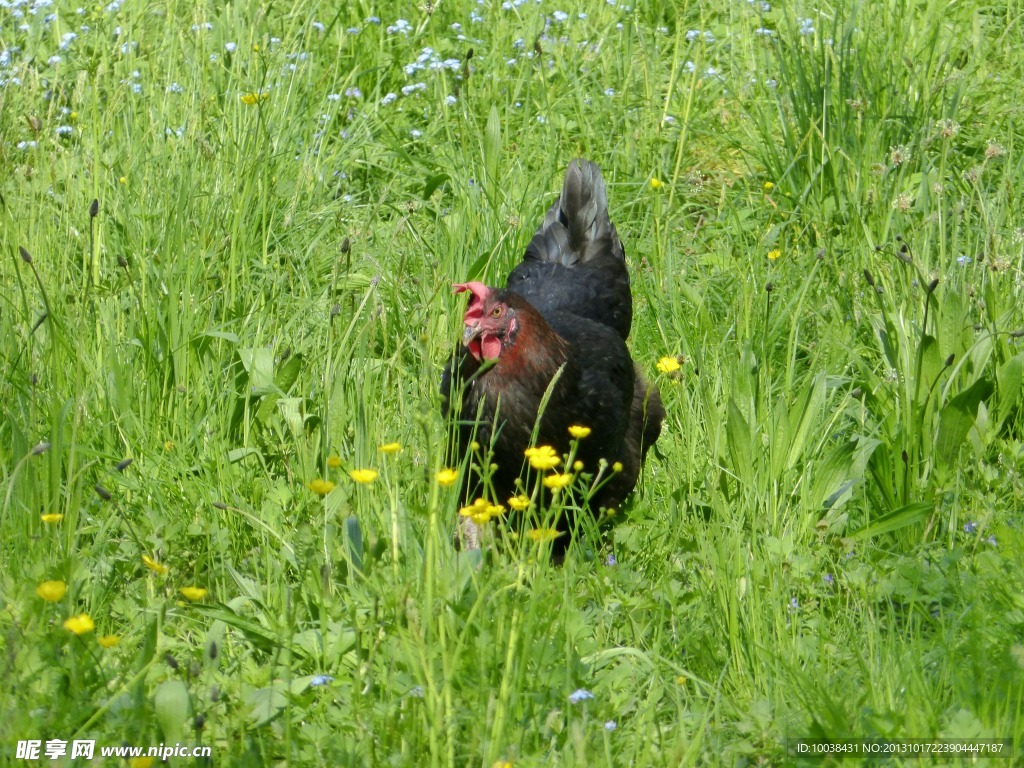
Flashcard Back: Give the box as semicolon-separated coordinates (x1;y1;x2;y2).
442;159;663;545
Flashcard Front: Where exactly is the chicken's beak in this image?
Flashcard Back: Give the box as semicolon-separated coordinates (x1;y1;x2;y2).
462;323;481;345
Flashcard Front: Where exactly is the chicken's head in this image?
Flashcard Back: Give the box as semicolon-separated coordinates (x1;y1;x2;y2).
454;282;520;361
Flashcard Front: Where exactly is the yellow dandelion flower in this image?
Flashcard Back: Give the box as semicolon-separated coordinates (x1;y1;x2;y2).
435;468;459;487
568;425;591;439
64;613;95;635
327;455;342;468
767;249;781;261
650;178;664;189
40;513;64;524
507;494;532;511
657;356;681;374
543;473;574;490
459;498;503;525
526;528;563;543
612;462;623;473
98;634;121;648
524;445;560;471
763;181;774;191
308;479;336;495
573;460;584;471
378;442;402;454
142;555;169;575
180;587;208;602
348;469;378;484
240;91;267;105
36;580;67;602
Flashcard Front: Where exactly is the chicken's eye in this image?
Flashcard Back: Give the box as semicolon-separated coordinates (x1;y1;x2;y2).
491;306;503;318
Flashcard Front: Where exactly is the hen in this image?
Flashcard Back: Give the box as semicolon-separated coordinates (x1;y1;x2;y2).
442;159;663;547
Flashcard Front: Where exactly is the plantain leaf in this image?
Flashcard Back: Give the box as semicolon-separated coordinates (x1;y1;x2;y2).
786;373;826;470
995;353;1024;432
154;679;192;744
848;501;932;541
935;378;994;471
726;398;753;486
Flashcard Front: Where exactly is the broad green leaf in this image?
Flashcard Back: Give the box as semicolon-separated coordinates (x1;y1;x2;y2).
344;516;364;573
422;172;450;200
238;348;275;393
935;378;994;471
995;353;1024;431
726;398;753;486
786;373;825;469
848;501;932;541
154;679;191;744
916;334;942;406
246;683;288;728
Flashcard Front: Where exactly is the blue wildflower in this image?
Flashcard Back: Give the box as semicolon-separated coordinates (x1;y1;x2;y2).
310;675;334;687
568;688;594;704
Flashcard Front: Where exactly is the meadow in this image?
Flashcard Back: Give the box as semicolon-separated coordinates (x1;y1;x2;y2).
1;0;1023;765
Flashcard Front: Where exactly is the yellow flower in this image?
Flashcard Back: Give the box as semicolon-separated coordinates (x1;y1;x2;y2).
128;758;155;768
308;478;336;495
164;440;174;451
64;613;95;635
240;91;267;105
470;441;481;451
98;635;121;648
459;498;504;525
568;425;591;439
36;580;67;602
142;555;169;575
767;249;781;261
524;445;560;471
40;513;64;524
650;178;664;189
573;460;584;471
507;494;532;511
378;442;402;454
118;176;127;185
348;469;378;484
612;462;623;473
763;181;774;191
526;528;563;543
676;674;687;686
435;468;459;487
327;455;342;468
492;762;514;768
180;587;208;602
657;356;681;374
543;473;574;490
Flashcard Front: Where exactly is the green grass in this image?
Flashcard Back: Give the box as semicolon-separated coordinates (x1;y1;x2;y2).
2;0;1023;765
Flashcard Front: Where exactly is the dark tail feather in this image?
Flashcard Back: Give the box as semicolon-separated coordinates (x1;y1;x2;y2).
526;159;624;266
